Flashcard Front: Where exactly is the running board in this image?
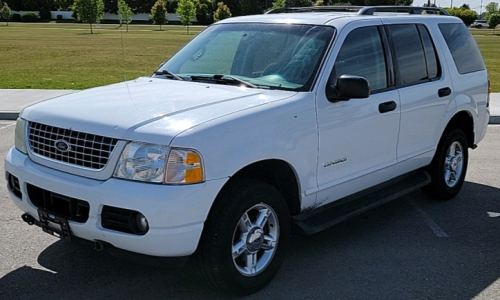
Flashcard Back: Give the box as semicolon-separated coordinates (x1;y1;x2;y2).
291;170;431;235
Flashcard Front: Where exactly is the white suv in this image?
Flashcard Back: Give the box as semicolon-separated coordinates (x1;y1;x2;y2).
472;19;489;28
5;6;490;295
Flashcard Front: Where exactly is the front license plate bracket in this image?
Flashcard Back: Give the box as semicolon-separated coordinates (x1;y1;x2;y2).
38;209;73;242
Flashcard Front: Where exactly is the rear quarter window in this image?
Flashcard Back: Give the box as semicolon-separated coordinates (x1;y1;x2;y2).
438;23;485;74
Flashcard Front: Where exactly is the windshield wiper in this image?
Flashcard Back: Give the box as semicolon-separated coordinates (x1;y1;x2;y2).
190;74;257;88
154;69;185;81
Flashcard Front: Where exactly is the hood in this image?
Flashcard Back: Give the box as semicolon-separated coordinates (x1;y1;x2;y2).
21;77;296;144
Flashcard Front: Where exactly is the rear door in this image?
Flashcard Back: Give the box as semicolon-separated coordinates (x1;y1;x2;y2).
382;22;454;161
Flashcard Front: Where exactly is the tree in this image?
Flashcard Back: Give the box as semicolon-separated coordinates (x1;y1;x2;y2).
166;0;179;11
287;0;313;6
1;3;11;26
55;0;75;10
177;0;196;34
12;0;57;11
485;2;499;21
240;0;263;15
74;0;105;34
118;0;133;31
445;7;477;27
194;0;210;24
271;0;285;9
151;0;168;30
328;0;412;4
103;0;118;13
460;3;470;9
489;13;500;33
485;2;499;14
213;1;230;22
221;0;240;16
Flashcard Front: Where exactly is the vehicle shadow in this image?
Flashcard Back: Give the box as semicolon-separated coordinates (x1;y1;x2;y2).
0;181;499;300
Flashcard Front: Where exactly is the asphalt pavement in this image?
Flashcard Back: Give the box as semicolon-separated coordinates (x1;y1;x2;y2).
1;123;499;299
0;89;499;123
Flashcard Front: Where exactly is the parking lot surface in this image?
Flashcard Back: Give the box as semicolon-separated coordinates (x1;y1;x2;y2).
1;123;500;299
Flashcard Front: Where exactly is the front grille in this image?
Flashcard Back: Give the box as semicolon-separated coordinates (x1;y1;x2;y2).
27;184;90;223
28;122;119;170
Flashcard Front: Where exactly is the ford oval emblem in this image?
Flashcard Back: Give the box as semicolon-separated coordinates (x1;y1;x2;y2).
54;140;71;153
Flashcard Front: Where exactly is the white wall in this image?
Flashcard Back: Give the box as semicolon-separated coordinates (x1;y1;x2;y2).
50;11;74;20
40;11;196;22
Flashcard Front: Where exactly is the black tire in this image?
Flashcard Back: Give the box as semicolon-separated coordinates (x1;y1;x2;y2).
196;179;290;296
422;128;468;200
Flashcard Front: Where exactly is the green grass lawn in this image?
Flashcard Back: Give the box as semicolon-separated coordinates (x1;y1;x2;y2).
0;23;498;91
0;23;203;89
470;29;500;92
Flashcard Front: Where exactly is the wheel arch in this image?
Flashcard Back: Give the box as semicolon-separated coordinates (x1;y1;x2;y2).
443;110;474;148
213;159;301;216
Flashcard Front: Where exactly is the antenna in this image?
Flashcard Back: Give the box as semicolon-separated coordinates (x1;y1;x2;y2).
120;16;133;102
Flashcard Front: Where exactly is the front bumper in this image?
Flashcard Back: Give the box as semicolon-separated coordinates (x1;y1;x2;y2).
4;147;227;257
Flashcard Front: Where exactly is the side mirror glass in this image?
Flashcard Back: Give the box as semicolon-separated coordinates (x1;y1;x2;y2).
326;75;370;102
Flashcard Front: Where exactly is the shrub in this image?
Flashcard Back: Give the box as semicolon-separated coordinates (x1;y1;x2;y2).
12;13;21;22
21;12;39;22
445;8;478;27
39;9;51;20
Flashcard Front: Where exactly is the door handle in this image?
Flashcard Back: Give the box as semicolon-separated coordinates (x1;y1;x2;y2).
438;87;452;97
379;101;397;113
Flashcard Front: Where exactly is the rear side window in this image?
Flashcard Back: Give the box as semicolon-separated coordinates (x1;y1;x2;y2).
386;24;441;87
417;25;440;79
438;23;485;74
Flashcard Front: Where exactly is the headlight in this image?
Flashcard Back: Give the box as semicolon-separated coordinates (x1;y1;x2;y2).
114;142;169;183
14;118;27;154
166;148;204;184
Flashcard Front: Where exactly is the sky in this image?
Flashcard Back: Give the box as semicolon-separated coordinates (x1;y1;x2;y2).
419;0;496;14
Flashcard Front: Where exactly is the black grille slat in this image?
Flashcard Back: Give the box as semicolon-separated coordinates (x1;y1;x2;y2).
7;173;22;199
27;184;89;223
28;122;118;170
101;206;146;235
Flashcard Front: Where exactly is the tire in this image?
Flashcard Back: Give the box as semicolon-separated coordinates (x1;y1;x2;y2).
422;128;468;200
196;179;290;296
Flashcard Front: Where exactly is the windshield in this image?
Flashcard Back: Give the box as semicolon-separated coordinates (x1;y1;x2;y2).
157;23;335;91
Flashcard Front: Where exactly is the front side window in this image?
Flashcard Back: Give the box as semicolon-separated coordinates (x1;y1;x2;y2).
160;23;335;91
333;26;388;92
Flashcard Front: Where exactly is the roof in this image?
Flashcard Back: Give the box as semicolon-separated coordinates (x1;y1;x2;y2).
216;6;452;26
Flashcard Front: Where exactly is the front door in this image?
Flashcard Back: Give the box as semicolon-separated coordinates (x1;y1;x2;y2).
315;23;401;205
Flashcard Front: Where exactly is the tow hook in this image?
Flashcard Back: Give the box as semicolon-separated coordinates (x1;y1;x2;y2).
94;240;105;252
21;213;35;225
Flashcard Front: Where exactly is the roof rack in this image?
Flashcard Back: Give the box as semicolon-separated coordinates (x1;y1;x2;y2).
266;6;450;16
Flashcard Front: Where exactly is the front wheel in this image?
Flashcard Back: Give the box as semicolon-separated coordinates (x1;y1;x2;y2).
422;128;468;200
196;179;290;296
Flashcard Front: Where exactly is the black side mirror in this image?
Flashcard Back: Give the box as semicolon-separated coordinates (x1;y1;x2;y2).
325;75;370;102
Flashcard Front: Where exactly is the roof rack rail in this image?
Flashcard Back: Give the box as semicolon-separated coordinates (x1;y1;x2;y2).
266;5;450;16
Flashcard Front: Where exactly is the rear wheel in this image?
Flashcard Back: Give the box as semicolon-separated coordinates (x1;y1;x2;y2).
422;128;468;200
196;179;290;296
